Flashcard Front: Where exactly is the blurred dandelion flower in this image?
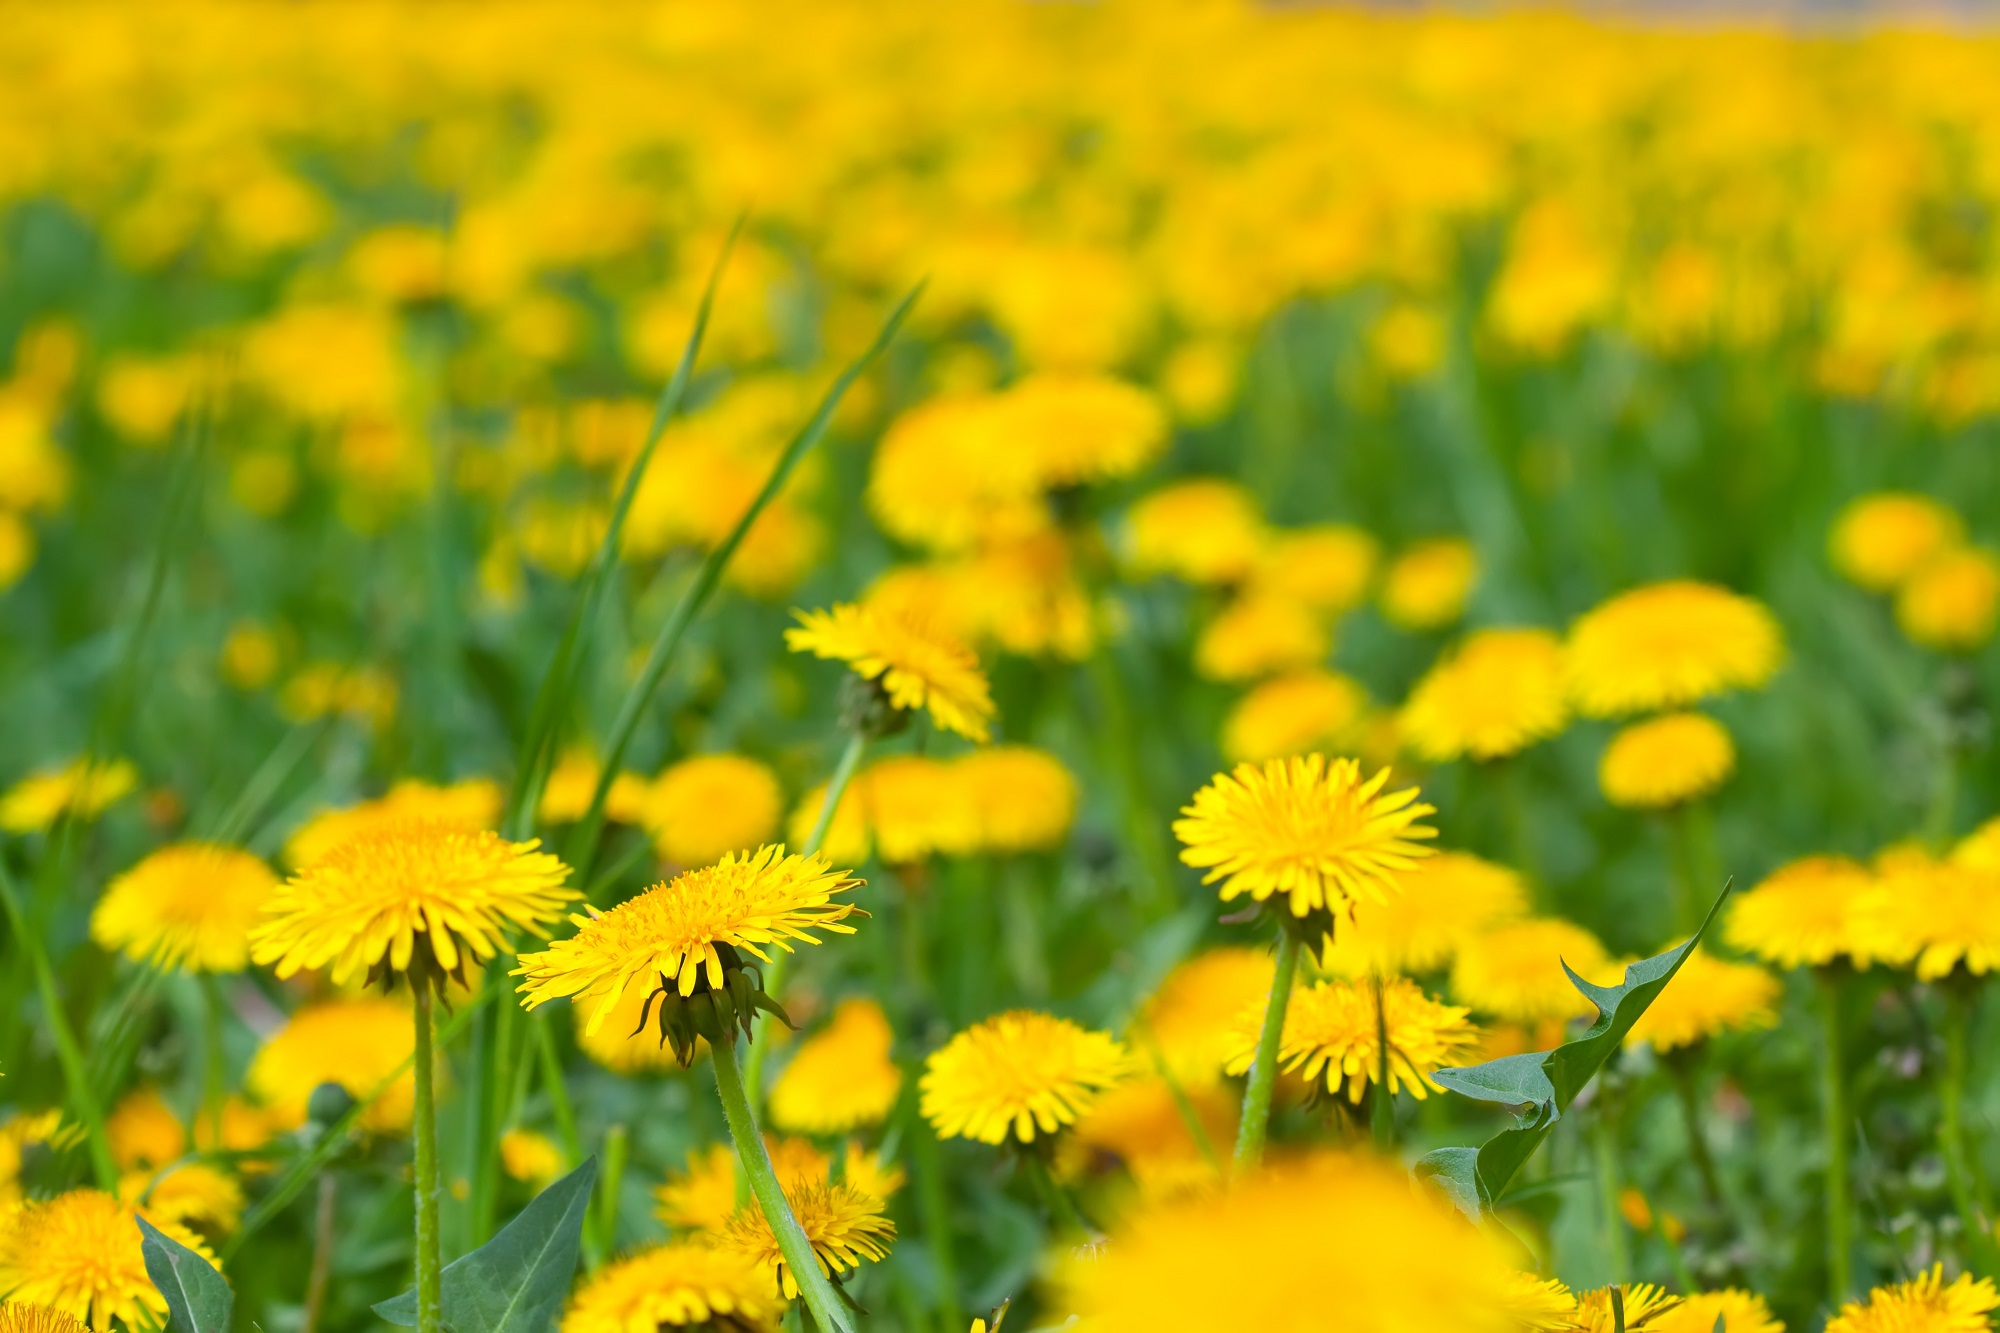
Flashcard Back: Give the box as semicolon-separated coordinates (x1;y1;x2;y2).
1222;669;1369;765
1825;1264;1998;1333
1380;537;1478;631
1897;548;2000;652
1831;492;1963;592
1564;580;1782;717
786;602;994;741
1725;855;1878;970
641;754;784;868
770;998;902;1135
536;748;648;827
0;758;137;834
499;1129;564;1188
1598;712;1736;809
1122;478;1265;585
1250;525;1378;615
0;1189;212;1328
1192;592;1328;683
1225;975;1479;1103
107;1088;184;1170
282;777;502;869
921;1011;1131;1145
858;755;980;864
1450;918;1612;1024
247;997;415;1133
1005;372;1167;487
1863;854;2000;980
1400;628;1567;762
1626;951;1779;1050
89;843;277;973
720;1180;895;1301
560;1241;778;1333
1139;947;1275;1087
118;1161;243;1235
0;1112;71;1211
1062;1076;1234;1198
1318;851;1528;978
954;746;1077;854
1652;1290;1784;1333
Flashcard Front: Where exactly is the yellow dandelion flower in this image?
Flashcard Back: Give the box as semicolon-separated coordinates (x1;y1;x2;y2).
0;758;138;834
0;1189;213;1329
0;1305;90;1333
515;846;861;1035
219;621;282;691
1053;1151;1517;1332
1250;525;1378;616
1864;854;2000;980
720;1180;895;1301
1831;492;1963;592
248;997;415;1133
1319;851;1529;978
1139;947;1275;1088
1063;1075;1233;1198
1567;1284;1682;1331
1122;479;1266;586
1626;951;1780;1050
786;603;995;742
89;843;277;974
282;777;503;869
787;778;872;869
1227;974;1480;1103
866;393;1046;555
953;747;1077;854
1826;1265;1999;1333
574;981;702;1076
1725;855;1877;970
1400;628;1568;762
1192;592;1328;683
191;1098;277;1166
641;754;784;868
1650;1289;1783;1333
1381;537;1478;631
921;1011;1132;1145
1564;581;1783;717
500;1129;564;1188
106;1088;185;1171
1451;918;1612;1024
251;821;575;991
1222;669;1370;765
1956;816;2000;872
859;755;980;864
1599;712;1737;810
770;999;903;1135
560;1240;779;1333
536;749;649;827
119;1162;243;1235
0;1113;71;1211
655;1143;750;1235
1502;1271;1580;1330
1004;372;1168;487
1173;755;1436;921
1897;548;2000;652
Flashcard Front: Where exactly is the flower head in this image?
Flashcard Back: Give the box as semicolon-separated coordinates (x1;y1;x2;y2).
1226;975;1480;1103
1381;538;1477;631
282;777;502;869
1139;947;1276;1087
1626;951;1779;1050
953;747;1078;854
1565;1284;1682;1332
119;1162;243;1235
720;1180;896;1301
1450;918;1612;1024
0;1113;71;1211
0;758;137;834
1222;669;1370;765
500;1129;564;1188
1652;1290;1783;1333
1400;628;1568;762
1831;492;1963;592
856;755;980;864
560;1241;778;1333
248;997;415;1132
0;1189;212;1329
1564;580;1783;717
1318;851;1529;978
1122;479;1265;585
1192;592;1328;683
574;981;701;1076
1864;854;2000;980
1725;855;1877;970
770;998;903;1135
89;843;277;973
1005;372;1167;487
1897;548;2000;652
1501;1272;1579;1330
786;603;994;741
107;1088;184;1170
1826;1264;1999;1333
1063;1076;1234;1198
0;1306;90;1333
1598;712;1736;809
1250;526;1378;615
1173;755;1436;924
251;821;575;993
641;754;784;868
536;748;649;827
921;1011;1132;1145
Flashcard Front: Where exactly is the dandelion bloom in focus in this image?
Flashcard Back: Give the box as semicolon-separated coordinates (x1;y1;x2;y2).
1225;975;1479;1102
0;758;138;834
1222;669;1369;764
1501;1272;1579;1329
89;843;277;973
1400;628;1567;762
1897;548;2000;652
1564;580;1783;717
1139;947;1275;1087
1565;1284;1681;1332
642;753;784;867
1380;537;1477;631
1863;854;2000;980
1318;851;1529;977
720;1180;895;1301
0;1189;212;1328
921;1011;1131;1145
1053;1151;1518;1333
786;602;994;741
1173;755;1435;921
282;777;502;869
1825;1264;1999;1333
1192;592;1328;683
954;746;1077;854
1725;855;1878;970
0;1306;90;1333
251;821;575;992
1122;478;1265;585
1598;712;1736;809
248;997;415;1132
560;1241;778;1333
516;846;860;1033
770;998;903;1135
1652;1290;1784;1333
1450;918;1611;1024
1830;492;1962;592
1626;951;1779;1050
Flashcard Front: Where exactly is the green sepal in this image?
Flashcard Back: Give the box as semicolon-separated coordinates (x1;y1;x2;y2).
138;1214;234;1333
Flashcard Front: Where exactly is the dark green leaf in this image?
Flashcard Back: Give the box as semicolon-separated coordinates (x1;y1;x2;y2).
138;1214;233;1333
376;1156;598;1333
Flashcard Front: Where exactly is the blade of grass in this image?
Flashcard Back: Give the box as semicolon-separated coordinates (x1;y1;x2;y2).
203;719;331;846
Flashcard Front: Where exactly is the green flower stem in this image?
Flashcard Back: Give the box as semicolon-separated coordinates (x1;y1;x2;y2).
1666;1055;1725;1211
1491;756;1544;902
907;1098;963;1320
198;972;230;1151
1083;646;1177;918
1371;973;1395;1152
1591;1115;1630;1283
709;1032;855;1333
412;985;444;1333
1817;967;1853;1306
1234;929;1301;1172
1025;1151;1089;1238
1669;802;1721;936
1940;981;1996;1271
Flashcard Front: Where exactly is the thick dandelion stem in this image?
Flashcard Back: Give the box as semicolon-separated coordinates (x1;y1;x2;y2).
710;1031;854;1333
1940;983;1996;1271
1234;929;1300;1173
1818;968;1853;1305
1670;802;1721;937
411;986;444;1333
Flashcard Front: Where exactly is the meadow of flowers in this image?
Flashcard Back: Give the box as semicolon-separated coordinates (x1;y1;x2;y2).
3;3;2000;1331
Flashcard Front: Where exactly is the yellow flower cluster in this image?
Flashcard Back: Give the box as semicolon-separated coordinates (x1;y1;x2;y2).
1833;491;2000;652
791;746;1078;866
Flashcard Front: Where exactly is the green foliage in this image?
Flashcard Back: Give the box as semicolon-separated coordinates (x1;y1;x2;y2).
139;1214;234;1333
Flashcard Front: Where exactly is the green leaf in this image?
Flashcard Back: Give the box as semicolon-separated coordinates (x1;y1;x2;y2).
375;1156;598;1333
1415;884;1731;1220
138;1214;233;1333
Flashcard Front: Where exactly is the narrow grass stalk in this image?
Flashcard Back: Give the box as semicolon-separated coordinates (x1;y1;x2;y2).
1666;1056;1725;1211
907;1100;963;1322
412;986;444;1333
1818;967;1853;1305
1234;930;1300;1172
1591;1117;1630;1283
301;1171;338;1333
1082;647;1176;917
1132;1017;1220;1175
1669;802;1721;936
199;973;230;1150
709;1032;855;1333
1940;981;1996;1272
1371;973;1395;1152
598;1124;629;1248
1025;1151;1089;1238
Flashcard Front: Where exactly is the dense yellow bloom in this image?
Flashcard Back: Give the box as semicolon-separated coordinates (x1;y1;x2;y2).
1006;372;1168;487
1054;1151;1517;1332
0;1189;212;1329
1565;1284;1682;1332
1864;854;2000;980
248;997;415;1133
1139;947;1275;1087
1400;628;1568;762
1897;548;2000;652
1225;975;1480;1102
1122;479;1265;586
1222;669;1370;765
1725;855;1877;970
859;755;980;864
118;1162;243;1235
106;1088;183;1170
1192;593;1328;683
252;821;575;989
921;1011;1132;1145
1831;492;1963;592
0;1305;90;1333
536;749;648;827
1564;581;1783;717
1626;951;1780;1050
953;746;1078;854
1381;538;1478;631
1451;918;1612;1024
516;846;860;1033
641;754;784;868
282;778;503;868
1173;755;1436;920
786;602;995;741
89;843;277;973
561;1241;778;1333
1319;851;1529;978
0;758;137;834
500;1129;564;1187
1598;712;1736;809
1502;1272;1580;1330
720;1181;896;1301
770;998;903;1135
1825;1264;1999;1333
654;1137;900;1239
1251;526;1378;615
1649;1290;1783;1333
865;394;1045;554
1958;817;2000;872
